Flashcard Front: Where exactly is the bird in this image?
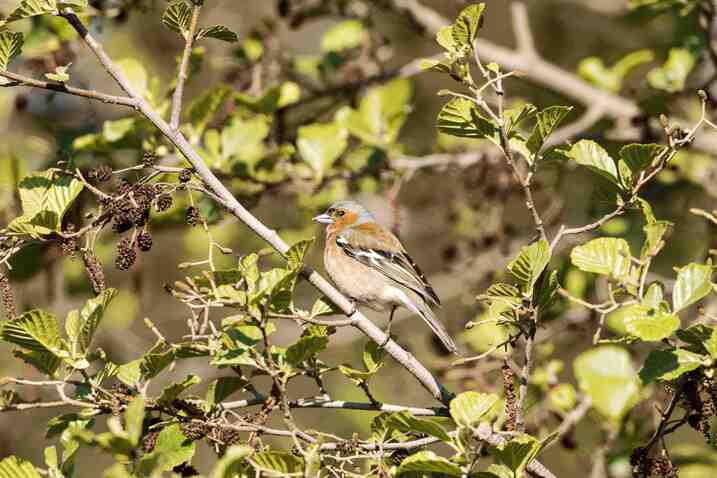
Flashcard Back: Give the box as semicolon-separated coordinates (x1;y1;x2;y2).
313;200;457;354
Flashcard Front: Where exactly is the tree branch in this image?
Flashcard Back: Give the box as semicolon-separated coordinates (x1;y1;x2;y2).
0;70;138;108
388;0;640;121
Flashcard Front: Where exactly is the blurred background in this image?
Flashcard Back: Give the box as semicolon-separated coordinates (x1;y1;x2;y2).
1;0;717;476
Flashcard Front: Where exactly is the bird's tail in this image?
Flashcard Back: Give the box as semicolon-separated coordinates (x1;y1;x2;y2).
400;291;457;354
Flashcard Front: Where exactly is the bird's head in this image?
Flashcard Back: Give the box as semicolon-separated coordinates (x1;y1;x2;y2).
312;200;375;232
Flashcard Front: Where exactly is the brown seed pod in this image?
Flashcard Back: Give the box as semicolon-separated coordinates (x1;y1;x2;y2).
115;237;137;270
136;231;153;252
82;251;106;293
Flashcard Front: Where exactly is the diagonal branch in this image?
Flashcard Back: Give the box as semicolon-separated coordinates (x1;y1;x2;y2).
53;9;452;404
170;2;202;131
388;0;640;121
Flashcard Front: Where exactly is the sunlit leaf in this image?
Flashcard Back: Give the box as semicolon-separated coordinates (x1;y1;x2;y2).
574;346;640;421
1;309;65;356
138;424;195;474
672;263;713;312
507;239;550;294
210;445;252;478
622;304;680;342
566;140;620;187
0;456;41;478
196;25;238;42
205;376;247;409
639;348;710;383
570;237;632;280
647;47;696;93
676;325;717;359
450;391;499;428
490;434;542;475
321;20;367;52
385;412;450;442
297;122;348;177
436;97;498;142
451;3;486;48
525;106;572;156
6;0;58;23
397;450;462;476
156;374;200;406
250;452;303;477
286;335;328;366
162;0;192;38
0;31;23;78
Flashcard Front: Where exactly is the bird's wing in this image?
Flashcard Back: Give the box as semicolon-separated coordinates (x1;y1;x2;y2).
336;223;441;306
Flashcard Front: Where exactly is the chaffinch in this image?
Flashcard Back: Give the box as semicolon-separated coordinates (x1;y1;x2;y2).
313;200;457;354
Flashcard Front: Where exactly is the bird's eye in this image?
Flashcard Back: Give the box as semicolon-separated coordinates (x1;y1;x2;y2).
336;210;345;217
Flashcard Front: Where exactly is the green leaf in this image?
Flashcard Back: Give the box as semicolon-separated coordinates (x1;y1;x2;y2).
196;25;238;42
138;424;195;474
310;298;338;318
436;97;499;142
639;348;710;383
286;335;328;366
362;340;385;372
116;58;148;98
7;169;84;237
0;31;24;71
622;304;680;342
162;0;191;37
6;0;57;23
286;238;314;271
0;456;41;478
1;309;65;356
450;391;499;428
507;239;550;294
451;3;486;48
385;412;450;442
676;324;717;359
490;434;541;475
578;50;653;93
13;349;61;377
619;143;665;175
397;450;462;476
643;282;665;309
647;47;696;93
67;288;117;356
336;78;412;146
220;115;270;166
45;63;70;82
525;106;572;156
570;237;632;280
250;452;303;477
124;395;145;446
321;20;367;52
205;376;247;409
566;140;620;186
116;359;141;387
156;374;200;406
672;263;713;312
641;221;672;259
210;445;252;478
297;122;348;177
574;346;640;421
185;84;231;134
339;341;385;384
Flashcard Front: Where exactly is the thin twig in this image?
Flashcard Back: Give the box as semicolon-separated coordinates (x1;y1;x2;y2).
170;3;202;131
0;70;137;108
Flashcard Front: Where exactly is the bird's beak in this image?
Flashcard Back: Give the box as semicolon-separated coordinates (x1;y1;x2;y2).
312;213;334;224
